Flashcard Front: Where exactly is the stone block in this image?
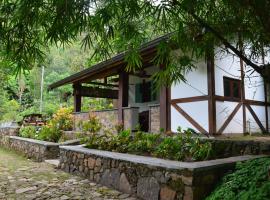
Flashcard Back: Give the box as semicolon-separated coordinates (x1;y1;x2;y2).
137;177;160;200
119;173;132;194
160;186;176;200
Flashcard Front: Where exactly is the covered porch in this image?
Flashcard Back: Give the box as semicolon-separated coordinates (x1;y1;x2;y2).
48;37;170;133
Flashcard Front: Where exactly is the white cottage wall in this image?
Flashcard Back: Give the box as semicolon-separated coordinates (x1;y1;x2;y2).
170;59;209;132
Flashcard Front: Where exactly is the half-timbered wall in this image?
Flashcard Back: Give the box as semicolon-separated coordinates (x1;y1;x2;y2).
170;59;209;133
170;47;269;135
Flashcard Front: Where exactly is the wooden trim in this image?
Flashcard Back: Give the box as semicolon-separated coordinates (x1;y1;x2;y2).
73;84;82;112
239;37;246;133
118;71;129;122
245;99;270;106
246;104;266;132
215;95;241;103
79;86;118;99
87;82;118;88
264;83;269;133
160;86;169;131
262;49;269;133
167;87;171;131
170;95;209;104
207;53;216;135
172;103;208;135
217;103;242;134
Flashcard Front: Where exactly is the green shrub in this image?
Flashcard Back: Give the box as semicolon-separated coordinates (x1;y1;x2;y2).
206;158;270;200
128;131;161;153
85;127;212;161
37;126;62;143
19;126;37;139
50;107;73;131
82;113;101;134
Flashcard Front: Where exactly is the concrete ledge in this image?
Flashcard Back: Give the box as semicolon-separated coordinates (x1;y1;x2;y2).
9;136;59;146
59;145;265;200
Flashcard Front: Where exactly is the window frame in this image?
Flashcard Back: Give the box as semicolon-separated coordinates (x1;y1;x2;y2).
223;76;241;100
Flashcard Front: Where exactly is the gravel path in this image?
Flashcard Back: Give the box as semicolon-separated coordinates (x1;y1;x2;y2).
0;148;137;200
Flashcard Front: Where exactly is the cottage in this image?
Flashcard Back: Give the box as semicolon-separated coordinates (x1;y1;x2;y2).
48;36;269;135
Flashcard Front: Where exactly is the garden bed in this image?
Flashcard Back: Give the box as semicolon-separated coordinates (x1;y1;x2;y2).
59;145;264;200
0;135;80;162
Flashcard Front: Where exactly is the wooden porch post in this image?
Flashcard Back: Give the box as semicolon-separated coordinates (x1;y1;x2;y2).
207;52;216;135
118;71;129;122
73;84;82;112
160;86;169;131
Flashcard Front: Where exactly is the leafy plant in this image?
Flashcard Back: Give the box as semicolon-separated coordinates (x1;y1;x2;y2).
19;126;37;139
82;113;101;134
50;107;73;131
128;131;161;154
37;125;62;143
84;126;212;161
206;158;270;200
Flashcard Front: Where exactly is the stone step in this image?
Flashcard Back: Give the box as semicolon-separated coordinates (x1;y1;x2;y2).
45;159;60;168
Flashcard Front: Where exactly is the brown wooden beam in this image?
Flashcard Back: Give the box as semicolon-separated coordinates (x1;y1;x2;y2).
172;103;208;135
262;48;269;133
73;84;82;112
160;86;170;131
207;53;216;135
215;95;270;106
245;99;270;106
217;103;242;134
239;36;247;133
87;82;118;88
78;86;118;99
118;71;129;122
215;95;241;103
170;95;209;104
246;104;266;132
264;83;269;133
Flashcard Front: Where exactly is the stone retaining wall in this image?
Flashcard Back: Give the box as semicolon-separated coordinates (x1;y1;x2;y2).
59;145;263;200
0;136;59;162
207;138;270;158
0;127;20;136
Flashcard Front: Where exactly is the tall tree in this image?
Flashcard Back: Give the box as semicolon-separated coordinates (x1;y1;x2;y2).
1;0;270;82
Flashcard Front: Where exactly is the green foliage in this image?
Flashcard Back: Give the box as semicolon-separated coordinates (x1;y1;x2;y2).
85;127;212;161
82;113;101;134
128;131;161;154
37;125;62;143
19;126;37;139
206;158;270;200
50;107;73;131
1;100;21;122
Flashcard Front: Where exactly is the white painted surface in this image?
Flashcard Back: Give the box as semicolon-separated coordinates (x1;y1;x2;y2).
216;101;244;134
246;105;266;133
171;101;208;132
214;48;241;96
171;59;208;99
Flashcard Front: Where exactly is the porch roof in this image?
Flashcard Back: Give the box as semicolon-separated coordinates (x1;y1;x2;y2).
48;34;171;90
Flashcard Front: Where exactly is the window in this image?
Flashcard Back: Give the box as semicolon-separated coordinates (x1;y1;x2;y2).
135;81;157;103
223;77;241;99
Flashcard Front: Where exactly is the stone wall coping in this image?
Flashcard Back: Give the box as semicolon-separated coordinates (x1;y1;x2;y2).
149;104;160;107
122;106;139;110
60;145;265;172
92;109;118;112
59;139;81;146
73;111;89;114
9;136;59;146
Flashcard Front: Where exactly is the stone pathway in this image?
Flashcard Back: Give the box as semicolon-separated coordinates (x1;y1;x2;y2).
0;148;138;200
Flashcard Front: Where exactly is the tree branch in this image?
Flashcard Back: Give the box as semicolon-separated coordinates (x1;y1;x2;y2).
172;0;264;75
